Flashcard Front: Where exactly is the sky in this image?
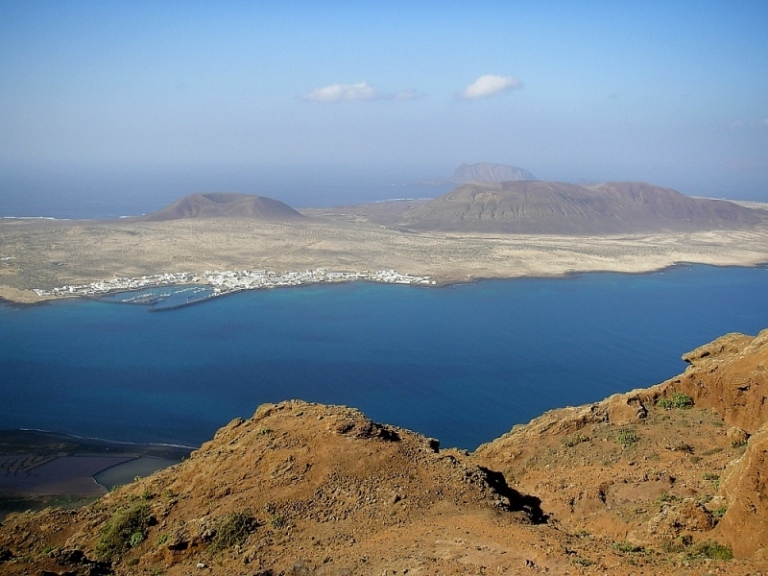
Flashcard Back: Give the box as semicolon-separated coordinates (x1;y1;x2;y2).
1;0;767;214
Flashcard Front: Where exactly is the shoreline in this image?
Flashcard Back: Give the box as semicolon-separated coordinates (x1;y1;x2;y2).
0;429;196;458
0;430;193;519
2;259;767;308
3;211;768;306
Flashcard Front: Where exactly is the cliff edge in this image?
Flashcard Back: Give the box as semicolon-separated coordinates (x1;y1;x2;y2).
476;328;768;563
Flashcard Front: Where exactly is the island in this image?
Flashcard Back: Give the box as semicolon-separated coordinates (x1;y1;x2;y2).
2;183;768;305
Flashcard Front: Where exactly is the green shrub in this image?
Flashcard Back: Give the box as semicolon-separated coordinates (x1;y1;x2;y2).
129;532;145;547
562;433;590;448
657;392;694;410
702;472;721;490
662;535;693;553
662;540;683;553
712;506;728;519
689;541;733;560
208;510;257;554
617;428;639;449
96;502;152;560
655;492;678;507
612;540;644;554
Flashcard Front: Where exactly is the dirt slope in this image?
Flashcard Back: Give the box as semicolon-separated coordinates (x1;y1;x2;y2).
1;330;767;575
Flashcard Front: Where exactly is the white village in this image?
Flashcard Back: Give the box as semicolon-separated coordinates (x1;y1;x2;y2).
33;268;435;304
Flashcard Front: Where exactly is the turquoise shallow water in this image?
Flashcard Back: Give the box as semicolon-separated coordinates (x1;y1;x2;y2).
2;264;767;450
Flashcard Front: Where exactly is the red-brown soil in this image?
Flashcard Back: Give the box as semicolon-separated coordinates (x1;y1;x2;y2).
1;329;767;575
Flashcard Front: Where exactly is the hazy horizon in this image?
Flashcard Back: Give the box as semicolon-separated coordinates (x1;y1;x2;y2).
2;1;767;216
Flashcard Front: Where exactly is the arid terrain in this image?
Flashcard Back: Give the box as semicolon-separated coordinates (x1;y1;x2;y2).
2;185;768;304
1;329;767;575
2;185;768;574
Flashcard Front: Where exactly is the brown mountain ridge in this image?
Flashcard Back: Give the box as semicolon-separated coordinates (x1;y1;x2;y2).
348;181;766;234
1;329;767;575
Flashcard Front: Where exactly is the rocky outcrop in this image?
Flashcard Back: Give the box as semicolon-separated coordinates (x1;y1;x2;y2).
716;424;768;559
674;329;768;434
666;333;768;557
476;329;768;561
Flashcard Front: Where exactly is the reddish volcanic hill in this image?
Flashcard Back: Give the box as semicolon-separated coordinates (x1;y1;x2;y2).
139;193;305;221
352;181;766;234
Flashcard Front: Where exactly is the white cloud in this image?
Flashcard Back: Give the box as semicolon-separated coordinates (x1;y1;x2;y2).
300;82;425;103
301;81;378;102
458;74;522;99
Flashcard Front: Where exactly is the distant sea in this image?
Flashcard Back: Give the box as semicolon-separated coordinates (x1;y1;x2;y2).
0;167;452;219
2;265;767;449
2;163;766;219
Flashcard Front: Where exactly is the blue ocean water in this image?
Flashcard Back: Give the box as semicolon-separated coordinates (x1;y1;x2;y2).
0;167;449;219
1;265;767;450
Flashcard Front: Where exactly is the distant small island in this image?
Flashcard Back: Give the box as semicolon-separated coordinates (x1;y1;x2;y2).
450;162;537;183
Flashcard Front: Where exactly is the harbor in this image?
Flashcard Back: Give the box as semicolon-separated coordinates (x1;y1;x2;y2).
33;268;435;310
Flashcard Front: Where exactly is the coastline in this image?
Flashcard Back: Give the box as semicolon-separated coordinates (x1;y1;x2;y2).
3;213;768;306
1;259;767;308
0;430;192;520
2;264;766;517
0;429;196;456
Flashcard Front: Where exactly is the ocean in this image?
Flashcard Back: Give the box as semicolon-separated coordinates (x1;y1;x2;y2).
0;167;452;219
1;265;767;450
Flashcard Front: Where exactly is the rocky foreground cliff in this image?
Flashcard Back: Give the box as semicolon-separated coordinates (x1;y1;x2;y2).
1;330;767;575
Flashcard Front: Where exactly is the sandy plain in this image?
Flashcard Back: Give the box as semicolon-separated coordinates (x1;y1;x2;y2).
1;211;768;303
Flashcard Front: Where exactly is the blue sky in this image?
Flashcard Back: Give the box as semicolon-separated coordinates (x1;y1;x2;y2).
1;0;767;211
